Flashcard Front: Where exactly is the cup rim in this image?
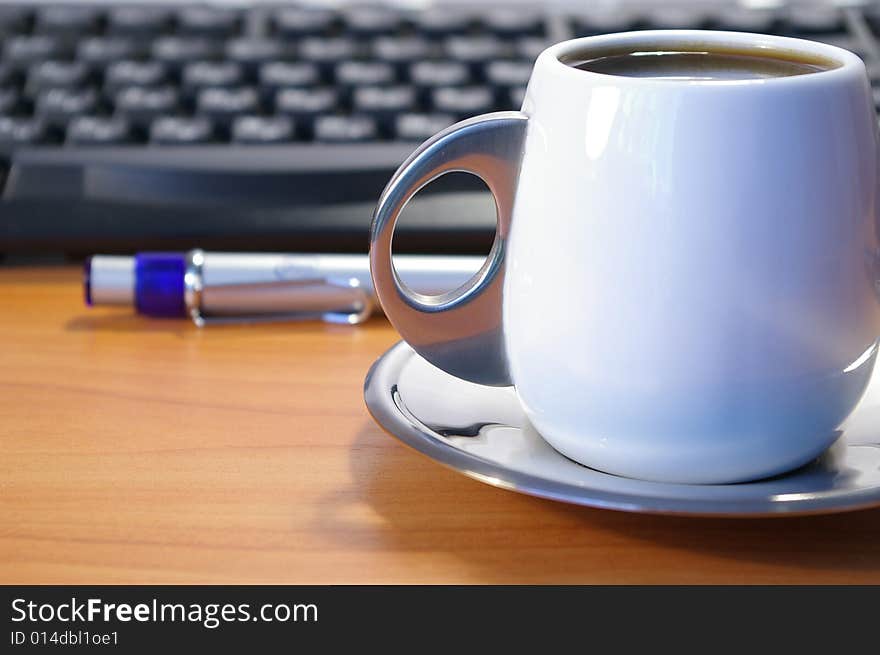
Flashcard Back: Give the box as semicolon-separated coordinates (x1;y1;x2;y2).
542;30;865;87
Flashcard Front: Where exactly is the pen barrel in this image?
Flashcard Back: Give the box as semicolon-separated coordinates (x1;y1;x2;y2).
198;252;484;318
201;280;369;318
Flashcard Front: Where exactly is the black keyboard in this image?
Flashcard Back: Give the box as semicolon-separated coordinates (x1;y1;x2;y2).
0;2;878;255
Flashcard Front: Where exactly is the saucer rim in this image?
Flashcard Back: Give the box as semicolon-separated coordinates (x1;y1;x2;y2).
364;341;880;517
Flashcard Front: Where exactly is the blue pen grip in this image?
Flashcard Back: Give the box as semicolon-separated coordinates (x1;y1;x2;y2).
134;252;186;318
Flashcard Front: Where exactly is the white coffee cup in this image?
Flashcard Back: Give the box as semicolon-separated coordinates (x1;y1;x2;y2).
370;31;880;484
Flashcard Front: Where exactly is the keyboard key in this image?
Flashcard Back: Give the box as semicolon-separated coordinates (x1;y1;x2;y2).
782;7;844;35
646;9;708;29
710;8;778;33
259;61;320;90
865;61;880;82
508;87;527;108
0;7;32;35
35;6;101;34
300;37;359;64
276;87;339;118
342;6;403;36
431;86;494;117
484;10;544;36
226;38;286;67
273;7;337;37
574;11;640;35
197;87;259;121
150;116;215;145
0;63;16;87
66;116;133;145
231;115;294;144
413;9;473;36
314;115;378;142
36;88;98;125
409;61;470;88
153;37;223;66
182;61;244;92
115;86;179;123
4;36;69;68
516;37;551;61
26;60;89;96
353;86;417;118
0;116;46;145
372;36;431;63
177;7;241;37
77;37;146;65
444;36;505;65
0;88;19;114
107;7;171;35
864;9;880;36
394;112;455;141
105;61;168;95
485;60;533;87
335;61;396;88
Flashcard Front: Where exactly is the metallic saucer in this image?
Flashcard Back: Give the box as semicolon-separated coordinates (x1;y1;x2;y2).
364;341;880;516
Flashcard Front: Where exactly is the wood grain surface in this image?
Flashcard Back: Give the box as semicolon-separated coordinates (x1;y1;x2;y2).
2;265;880;584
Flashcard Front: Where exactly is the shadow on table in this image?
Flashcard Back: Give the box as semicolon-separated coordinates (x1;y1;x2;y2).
65;313;390;334
313;422;880;582
65;313;197;334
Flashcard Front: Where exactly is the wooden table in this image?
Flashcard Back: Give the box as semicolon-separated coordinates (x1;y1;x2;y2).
2;265;880;584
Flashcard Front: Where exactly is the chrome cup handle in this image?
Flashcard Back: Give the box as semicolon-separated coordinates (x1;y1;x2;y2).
370;111;528;386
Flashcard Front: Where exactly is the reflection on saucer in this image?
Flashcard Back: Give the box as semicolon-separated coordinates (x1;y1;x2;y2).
366;341;880;516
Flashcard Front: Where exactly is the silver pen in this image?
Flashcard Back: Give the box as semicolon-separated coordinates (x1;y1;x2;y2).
84;249;484;326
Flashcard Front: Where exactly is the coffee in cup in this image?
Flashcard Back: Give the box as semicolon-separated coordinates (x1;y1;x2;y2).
563;43;838;80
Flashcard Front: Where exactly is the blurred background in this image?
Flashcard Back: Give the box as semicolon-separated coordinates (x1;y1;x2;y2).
0;0;875;264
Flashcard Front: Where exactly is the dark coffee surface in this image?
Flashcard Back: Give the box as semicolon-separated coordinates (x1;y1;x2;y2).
571;50;832;80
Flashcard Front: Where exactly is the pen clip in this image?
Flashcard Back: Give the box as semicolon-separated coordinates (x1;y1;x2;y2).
186;275;374;327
